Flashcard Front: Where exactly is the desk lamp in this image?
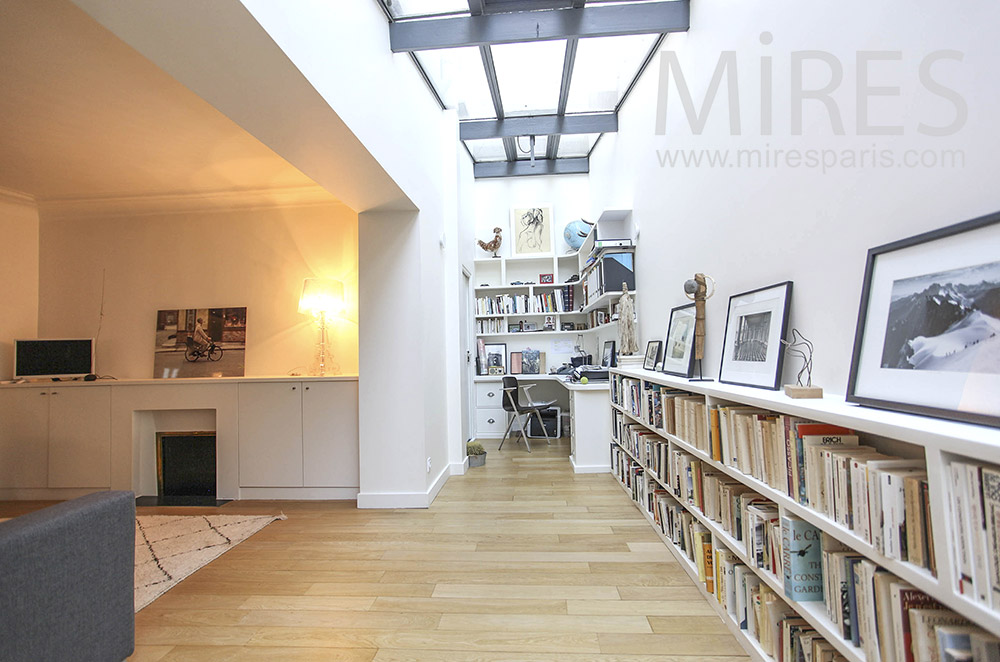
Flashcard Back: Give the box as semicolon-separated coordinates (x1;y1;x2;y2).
298;278;344;376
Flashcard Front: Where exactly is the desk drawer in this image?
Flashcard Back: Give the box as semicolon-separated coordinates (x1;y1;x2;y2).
475;382;504;408
475;408;508;435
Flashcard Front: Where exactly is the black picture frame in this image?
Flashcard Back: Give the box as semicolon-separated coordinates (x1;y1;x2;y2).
719;281;793;390
643;340;663;370
847;211;1000;427
484;343;507;375
661;303;697;377
602;340;617;368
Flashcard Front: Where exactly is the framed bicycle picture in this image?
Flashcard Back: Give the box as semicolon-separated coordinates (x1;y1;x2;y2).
719;282;793;390
847;211;1000;426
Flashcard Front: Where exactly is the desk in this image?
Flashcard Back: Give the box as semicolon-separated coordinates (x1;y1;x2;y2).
473;375;611;474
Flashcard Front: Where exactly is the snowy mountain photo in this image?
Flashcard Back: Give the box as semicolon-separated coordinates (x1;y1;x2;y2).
880;260;1000;374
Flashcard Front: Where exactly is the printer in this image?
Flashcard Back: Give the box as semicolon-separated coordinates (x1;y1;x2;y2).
572;365;609;381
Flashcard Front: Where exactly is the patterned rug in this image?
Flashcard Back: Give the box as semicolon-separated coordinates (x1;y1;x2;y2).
134;514;284;611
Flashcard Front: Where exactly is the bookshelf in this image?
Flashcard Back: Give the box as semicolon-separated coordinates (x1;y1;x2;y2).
607;365;1000;662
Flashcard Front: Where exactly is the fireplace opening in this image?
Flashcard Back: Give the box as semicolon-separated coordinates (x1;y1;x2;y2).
137;431;227;506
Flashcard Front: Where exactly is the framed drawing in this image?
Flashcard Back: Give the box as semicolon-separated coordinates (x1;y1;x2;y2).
661;303;697;377
602;340;617;368
643;340;663;371
484;343;507;375
847;211;1000;426
511;206;552;255
719;282;793;389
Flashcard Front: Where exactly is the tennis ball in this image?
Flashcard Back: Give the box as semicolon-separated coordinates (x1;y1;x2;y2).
580;376;589;384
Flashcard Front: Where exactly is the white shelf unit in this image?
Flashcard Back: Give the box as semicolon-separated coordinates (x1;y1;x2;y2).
607;365;1000;661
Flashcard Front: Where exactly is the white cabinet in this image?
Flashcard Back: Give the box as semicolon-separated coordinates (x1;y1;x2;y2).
0;386;110;489
474;381;508;438
238;381;359;488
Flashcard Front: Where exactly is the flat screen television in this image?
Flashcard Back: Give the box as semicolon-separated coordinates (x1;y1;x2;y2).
13;339;95;379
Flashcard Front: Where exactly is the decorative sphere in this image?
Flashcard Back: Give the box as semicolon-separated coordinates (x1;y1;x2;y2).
580;376;589;384
564;220;590;251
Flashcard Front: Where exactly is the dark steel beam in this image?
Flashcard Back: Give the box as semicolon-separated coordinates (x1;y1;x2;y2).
474;157;589;178
547;36;578;159
389;1;690;52
460;112;616;140
467;0;485;15
483;0;574;14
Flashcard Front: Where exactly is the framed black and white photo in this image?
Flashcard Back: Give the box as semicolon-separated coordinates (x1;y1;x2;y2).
643;340;663;371
661;303;697;377
847;211;1000;426
602;340;617;368
484;343;507;375
719;282;792;389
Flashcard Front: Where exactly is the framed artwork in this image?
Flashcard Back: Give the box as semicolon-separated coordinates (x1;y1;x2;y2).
643;340;663;370
602;340;617;368
544;315;556;330
522;348;543;374
476;339;488;375
661;303;697;377
154;307;246;379
561;322;576;331
719;282;793;390
484;343;507;375
539;273;554;284
511;206;552;254
510;351;523;375
847;211;1000;426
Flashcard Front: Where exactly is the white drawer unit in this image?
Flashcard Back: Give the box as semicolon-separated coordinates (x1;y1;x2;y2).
475;408;508;436
475;382;504;408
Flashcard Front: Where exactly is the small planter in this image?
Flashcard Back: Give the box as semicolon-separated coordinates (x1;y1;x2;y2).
466;441;487;468
468;453;487;468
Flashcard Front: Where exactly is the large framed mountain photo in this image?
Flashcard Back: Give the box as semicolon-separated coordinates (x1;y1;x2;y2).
847;211;1000;427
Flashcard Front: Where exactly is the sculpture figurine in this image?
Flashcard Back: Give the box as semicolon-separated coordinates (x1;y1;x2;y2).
781;328;823;398
683;273;716;379
617;283;638;355
477;227;503;258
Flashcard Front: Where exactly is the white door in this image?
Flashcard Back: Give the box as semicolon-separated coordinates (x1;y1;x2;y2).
460;269;473;443
48;387;111;488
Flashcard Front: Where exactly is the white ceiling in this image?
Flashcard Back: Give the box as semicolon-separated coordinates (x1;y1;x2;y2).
0;0;330;203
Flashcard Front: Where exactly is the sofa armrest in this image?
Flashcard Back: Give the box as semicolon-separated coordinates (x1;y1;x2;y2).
0;491;135;662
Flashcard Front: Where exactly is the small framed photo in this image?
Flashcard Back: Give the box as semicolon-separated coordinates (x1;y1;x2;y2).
661;303;697;377
508;324;521;333
523;322;538;332
719;281;793;390
847;211;1000;426
643;341;663;371
544;315;556;330
510;351;523;375
602;340;617;368
484;343;507;375
539;273;554;284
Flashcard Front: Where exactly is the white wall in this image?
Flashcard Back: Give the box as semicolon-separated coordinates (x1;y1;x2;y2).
590;0;1000;393
37;202;358;379
0;194;39;379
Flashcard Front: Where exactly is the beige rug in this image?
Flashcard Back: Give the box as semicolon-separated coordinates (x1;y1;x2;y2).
134;514;284;611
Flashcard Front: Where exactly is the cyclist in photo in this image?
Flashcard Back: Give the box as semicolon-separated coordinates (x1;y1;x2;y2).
193;317;212;350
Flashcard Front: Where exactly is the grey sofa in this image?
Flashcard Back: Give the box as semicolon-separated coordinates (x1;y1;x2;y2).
0;491;135;662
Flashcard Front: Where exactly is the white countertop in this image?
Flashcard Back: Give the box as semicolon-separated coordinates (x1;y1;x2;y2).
0;374;359;388
473;374;609;391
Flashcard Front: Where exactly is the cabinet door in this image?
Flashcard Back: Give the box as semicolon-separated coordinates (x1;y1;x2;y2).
476;408;509;436
0;389;50;488
238;382;303;487
302;381;359;488
48;387;111;488
476;382;504;408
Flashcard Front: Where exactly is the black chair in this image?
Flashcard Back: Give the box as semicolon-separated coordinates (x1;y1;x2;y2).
498;376;557;452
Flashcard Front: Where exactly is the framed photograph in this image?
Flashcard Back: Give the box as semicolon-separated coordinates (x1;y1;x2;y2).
510;351;523;375
544;315;556;330
484;343;507;375
154;307;246;379
523;322;538;332
539;273;554;284
508;324;521;333
719;282;793;390
602;340;617;368
511;206;552;254
522;348;544;374
643;340;663;371
847;212;1000;426
661;303;697;377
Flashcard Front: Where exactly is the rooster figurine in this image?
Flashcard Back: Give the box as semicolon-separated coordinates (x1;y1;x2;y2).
477;227;503;258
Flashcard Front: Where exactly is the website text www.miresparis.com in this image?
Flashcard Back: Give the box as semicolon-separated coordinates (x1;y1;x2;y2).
655;145;965;173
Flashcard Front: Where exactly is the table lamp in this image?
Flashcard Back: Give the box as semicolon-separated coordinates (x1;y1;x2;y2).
298;278;344;376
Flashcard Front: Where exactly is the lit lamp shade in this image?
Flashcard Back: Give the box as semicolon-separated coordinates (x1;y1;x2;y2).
298;278;344;316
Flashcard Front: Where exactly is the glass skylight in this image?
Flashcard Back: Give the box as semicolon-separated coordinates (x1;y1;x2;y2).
565;34;658;113
382;0;470;19
416;48;497;120
465;138;508;162
556;133;600;158
492;40;566;117
513;135;548;160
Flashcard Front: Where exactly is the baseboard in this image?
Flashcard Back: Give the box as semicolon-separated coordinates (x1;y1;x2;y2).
0;487;109;501
357;465;453;509
449;457;470;476
569;456;611;474
426;465;449;504
237;487;358;500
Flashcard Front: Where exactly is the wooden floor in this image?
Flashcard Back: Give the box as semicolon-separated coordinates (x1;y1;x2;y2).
3;437;749;662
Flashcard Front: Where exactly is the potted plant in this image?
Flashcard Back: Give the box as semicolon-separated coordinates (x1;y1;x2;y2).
466;441;486;467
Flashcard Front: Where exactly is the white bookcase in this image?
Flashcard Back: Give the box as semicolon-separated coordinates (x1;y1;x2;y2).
607;365;1000;662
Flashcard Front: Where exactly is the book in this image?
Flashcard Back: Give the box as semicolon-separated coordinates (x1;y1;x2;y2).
873;570;898;662
964;463;991;605
890;581;942;662
783;516;823;602
908;608;968;662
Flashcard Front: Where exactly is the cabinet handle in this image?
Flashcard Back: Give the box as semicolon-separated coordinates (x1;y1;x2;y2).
40;392;48;396
305;386;310;391
50;391;58;396
487;418;496;424
487;391;495;397
292;386;297;390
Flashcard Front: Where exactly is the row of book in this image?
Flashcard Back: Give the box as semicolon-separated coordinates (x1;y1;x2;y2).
948;460;1000;612
611;375;709;446
475;289;572;316
611;441;1000;662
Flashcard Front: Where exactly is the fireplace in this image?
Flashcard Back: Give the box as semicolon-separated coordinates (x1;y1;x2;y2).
148;431;218;506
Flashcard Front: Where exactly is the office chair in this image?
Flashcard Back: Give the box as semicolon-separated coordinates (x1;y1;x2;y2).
498;376;557;452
